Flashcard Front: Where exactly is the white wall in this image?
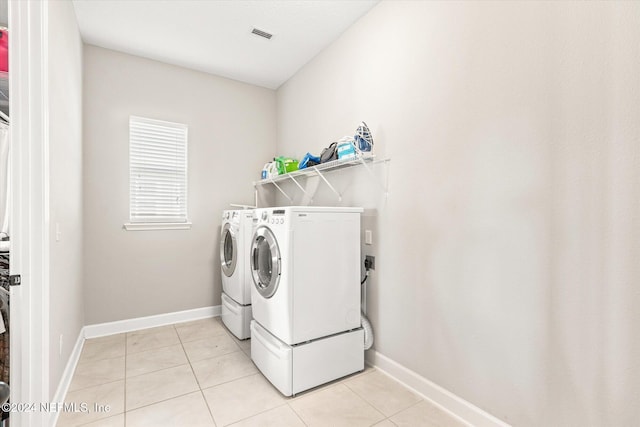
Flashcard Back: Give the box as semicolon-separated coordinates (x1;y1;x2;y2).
83;46;276;325
276;1;640;425
47;0;84;397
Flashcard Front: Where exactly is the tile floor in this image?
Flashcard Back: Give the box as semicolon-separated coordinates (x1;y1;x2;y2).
57;317;466;427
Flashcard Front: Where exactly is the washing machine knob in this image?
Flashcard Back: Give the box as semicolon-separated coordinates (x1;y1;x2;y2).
261;211;268;221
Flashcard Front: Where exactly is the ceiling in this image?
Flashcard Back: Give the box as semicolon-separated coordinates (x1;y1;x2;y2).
72;0;379;89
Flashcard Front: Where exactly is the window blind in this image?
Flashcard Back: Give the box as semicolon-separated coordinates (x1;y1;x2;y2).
129;116;188;223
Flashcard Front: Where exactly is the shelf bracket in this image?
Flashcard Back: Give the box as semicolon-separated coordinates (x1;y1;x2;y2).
359;157;390;198
287;174;308;196
269;179;293;203
312;166;342;201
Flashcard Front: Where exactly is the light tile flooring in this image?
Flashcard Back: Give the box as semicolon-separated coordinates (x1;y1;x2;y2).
57;317;465;427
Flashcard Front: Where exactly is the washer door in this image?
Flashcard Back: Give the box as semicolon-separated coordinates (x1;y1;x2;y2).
220;222;237;277
250;226;281;298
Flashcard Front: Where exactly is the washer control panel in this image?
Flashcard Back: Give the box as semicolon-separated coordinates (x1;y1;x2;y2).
222;210;241;223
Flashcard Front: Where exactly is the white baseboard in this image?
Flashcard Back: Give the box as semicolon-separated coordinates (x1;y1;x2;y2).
50;330;85;427
84;305;221;339
366;350;511;427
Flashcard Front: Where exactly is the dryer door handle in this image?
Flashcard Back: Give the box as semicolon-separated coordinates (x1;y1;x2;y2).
252;247;258;270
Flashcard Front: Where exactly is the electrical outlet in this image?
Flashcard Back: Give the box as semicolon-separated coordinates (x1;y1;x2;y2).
365;255;375;271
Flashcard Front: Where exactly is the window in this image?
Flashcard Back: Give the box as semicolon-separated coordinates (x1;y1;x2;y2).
125;116;190;230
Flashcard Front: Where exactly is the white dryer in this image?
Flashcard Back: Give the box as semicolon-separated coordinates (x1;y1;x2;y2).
249;206;364;396
220;209;254;339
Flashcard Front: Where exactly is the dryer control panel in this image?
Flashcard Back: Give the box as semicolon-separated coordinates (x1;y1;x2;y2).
256;208;287;226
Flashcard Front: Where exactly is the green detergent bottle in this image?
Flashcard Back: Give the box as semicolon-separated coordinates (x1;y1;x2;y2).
274;156;299;175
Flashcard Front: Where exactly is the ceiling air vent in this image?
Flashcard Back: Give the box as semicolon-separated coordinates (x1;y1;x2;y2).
251;28;273;40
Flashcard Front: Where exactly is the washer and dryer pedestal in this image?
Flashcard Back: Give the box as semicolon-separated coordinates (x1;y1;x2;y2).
221;293;252;340
251;321;364;396
249;207;365;396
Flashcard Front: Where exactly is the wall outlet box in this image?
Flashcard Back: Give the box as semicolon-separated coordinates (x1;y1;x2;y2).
365;255;375;271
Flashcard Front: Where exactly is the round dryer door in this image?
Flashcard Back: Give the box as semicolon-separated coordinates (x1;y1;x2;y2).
250;226;281;298
220;223;237;277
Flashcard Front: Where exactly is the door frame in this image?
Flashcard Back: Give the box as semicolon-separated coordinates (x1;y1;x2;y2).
9;0;50;426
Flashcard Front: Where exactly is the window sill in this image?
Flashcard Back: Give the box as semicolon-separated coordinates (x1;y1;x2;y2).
123;222;192;231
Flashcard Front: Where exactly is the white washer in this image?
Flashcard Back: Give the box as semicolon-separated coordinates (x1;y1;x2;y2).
220;209;254;339
249;206;364;396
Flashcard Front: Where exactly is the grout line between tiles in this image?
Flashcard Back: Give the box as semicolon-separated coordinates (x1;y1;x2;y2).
124;341;189;375
177;332;230;345
287;401;309;427
126;339;183;356
186;329;233;342
63;383;126;426
77;352;127;366
198;370;260;393
176;322;218;426
293;382;385;423
124;362;201;412
341;370;423;419
199;389;217;427
125;389;202;415
125;361;191;380
86;321;261;426
188;348;249;367
386;399;424;423
286;402;309;427
181;332;243;364
223;402;290;427
174;321;258;392
185;346;240;365
66;377;125;395
379;397;426;419
176;323;205;390
198;372;263;393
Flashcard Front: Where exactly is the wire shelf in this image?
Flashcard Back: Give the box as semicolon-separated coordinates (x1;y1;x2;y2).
254;154;390;202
